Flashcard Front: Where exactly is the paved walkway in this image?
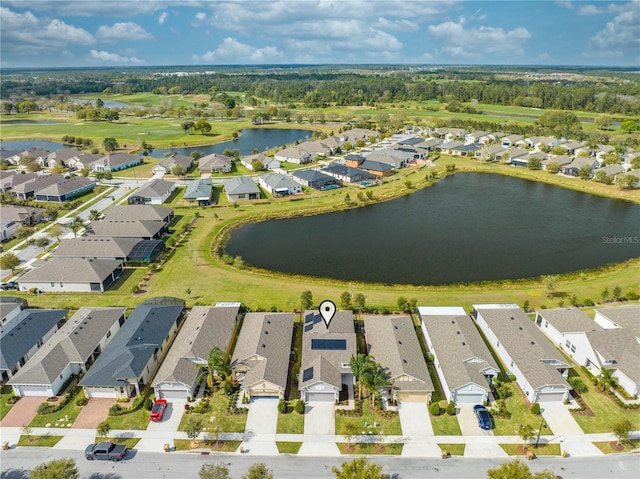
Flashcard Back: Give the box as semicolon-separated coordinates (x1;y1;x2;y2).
540;402;603;457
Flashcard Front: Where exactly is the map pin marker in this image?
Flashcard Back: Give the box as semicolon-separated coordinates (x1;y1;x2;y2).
319;300;336;329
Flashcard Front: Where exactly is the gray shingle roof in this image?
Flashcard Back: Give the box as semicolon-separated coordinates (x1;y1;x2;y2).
18;258;122;283
103;205;173;223
8;307;125;386
223;176;260;195
86;219;164;238
0;309;67;371
291;169;335;184
34;176;95;197
133;179;175;199
183;179;212;200
595;305;640;337
259;173;300;191
80;300;185;388
586;328;639;383
536;307;602;334
54;237;141;259
364;315;432;392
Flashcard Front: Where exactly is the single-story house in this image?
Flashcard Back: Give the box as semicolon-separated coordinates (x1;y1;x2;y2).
321;163;375;184
465;131;490;144
359;159;394;177
473;304;571;403
92;153;143;172
0;171;39;193
364;315;433;403
560;157;599;177
223;176;261;201
86;219;166;240
8;307;126;397
502;147;530;165
291;169;339;190
344;154;366;168
199;153;232;176
33;176;96;202
53;237;164;263
419;306;499;406
79;297;186;399
0;309;67;382
339;128;380;144
128;178;176;205
451;143;482;157
153;304;241;400
300;310;356;403
541;155;572;171
183;178;212;205
18;258;124;293
103;205;174;224
10;174;67;200
231;312;294;400
258;173;302;197
419;138;443;151
65;153;104;171
434;128;467;141
0;205;44;239
476;144;507;161
274;146;313;165
501;135;524;148
152;153;193;176
595;164;625;178
43;148;83;168
558;141;584;155
436;141;464;155
297;140;334;157
240;153;280;171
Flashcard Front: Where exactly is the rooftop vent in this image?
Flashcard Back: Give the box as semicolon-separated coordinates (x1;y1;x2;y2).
462;342;466;346
531;341;535;345
457;331;460;335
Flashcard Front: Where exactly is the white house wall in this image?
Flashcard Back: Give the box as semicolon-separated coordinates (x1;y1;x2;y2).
535;313;564;346
593;312;618;329
614;370;639;398
19;281;95;293
420;321;452;402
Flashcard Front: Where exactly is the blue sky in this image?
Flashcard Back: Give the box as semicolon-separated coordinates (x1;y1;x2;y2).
1;1;638;68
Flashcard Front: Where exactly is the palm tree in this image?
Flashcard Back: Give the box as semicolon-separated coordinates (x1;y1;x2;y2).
349;354;375;401
208;346;231;389
596;368;618;393
67;216;85;238
362;366;390;402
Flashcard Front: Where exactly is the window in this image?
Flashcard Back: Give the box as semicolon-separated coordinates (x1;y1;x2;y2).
238;194;245;199
106;330;111;339
51;282;55;287
570;345;576;353
565;340;571;349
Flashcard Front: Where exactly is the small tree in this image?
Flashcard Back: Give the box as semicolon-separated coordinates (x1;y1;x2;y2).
67;216;85;238
300;290;313;310
294;399;305;414
21;424;33;442
199;463;231;479
0;252;21;273
429;402;441;416
340;291;352;310
446;401;456;415
487;458;556;479
44;206;59;222
397;296;409;312
541;275;559;298
353;293;366;313
184;418;203;444
242;463;274;479
29;458;79;479
88;209;102;221
103;137;119;152
278;399;288;414
35;237;50;251
530;403;540;415
613;418;632;446
48;223;63;242
517;424;536;448
342;420;360;451
97;421;111;439
332;457;387;479
15;225;36;240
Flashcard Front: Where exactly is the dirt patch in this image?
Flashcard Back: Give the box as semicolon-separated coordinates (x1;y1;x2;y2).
0;396;42;427
72;398;115;429
609;441;625;452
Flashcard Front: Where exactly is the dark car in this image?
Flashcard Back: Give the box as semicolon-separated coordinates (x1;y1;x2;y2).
473;404;492;430
150;399;167;422
85;441;127;461
0;281;18;290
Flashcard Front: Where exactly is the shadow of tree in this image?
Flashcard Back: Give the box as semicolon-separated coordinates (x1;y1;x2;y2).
87;474;123;479
0;469;29;479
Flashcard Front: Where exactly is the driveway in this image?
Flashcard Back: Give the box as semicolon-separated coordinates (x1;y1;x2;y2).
0;396;42;427
540;402;583;436
71;398;114;429
458;405;493;437
137;400;186;453
240;397;279;456
303;401;335;436
398;402;441;458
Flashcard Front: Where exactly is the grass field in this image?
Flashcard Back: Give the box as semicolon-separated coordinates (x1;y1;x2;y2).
17;435;63;447
491;383;554;436
336;442;404;455
430;410;463;436
104;408;150;431
593;439;640;454
438;443;466;456
173;439;241;452
276;411;304;434
499;443;561;456
28;389;85;428
0;386;16;421
178;390;248;434
97;437;141;449
276;441;302;454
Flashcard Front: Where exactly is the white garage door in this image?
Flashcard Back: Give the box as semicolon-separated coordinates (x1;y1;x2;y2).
455;391;485;405
84;387;117;398
306;392;334;402
157;388;189;400
537;391;566;402
15;385;53;397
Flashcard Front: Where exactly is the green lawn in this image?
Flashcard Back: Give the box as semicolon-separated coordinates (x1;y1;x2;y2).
17;435;63;447
28;389;85;428
569;368;640;433
97;437;141;449
173;439;241;452
103;408;150;431
499;443;561;456
593;439;640;454
438;443;465;456
430;411;462;436
337;442;404;455
276;441;302;454
178;390;247;433
491;383;553;436
276;412;304;434
336;400;402;436
0;386;17;420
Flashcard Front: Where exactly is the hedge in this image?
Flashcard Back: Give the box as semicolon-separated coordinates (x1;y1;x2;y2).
37;386;80;415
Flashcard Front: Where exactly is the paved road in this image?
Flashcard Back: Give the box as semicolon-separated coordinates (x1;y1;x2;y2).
1;448;639;479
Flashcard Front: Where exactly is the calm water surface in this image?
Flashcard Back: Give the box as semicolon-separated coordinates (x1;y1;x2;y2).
225;173;640;285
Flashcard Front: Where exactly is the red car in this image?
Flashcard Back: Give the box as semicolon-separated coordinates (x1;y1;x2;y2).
150;399;167;422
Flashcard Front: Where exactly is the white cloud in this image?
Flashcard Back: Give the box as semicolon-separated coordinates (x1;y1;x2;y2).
195;11;206;21
158;12;168;25
89;49;144;64
96;22;154;42
578;4;605;15
2;0;200;17
589;7;639;52
428;21;531;58
0;7;94;55
193;37;283;63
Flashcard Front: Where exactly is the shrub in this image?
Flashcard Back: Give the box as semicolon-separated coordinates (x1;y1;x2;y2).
7;395;20;405
294;399;305;414
626;291;639;301
429;402;441;416
109;404;122;415
446;401;456;416
583;298;595;306
568;377;588;394
531;403;541;415
278;399;288;414
76;397;89;407
144;398;154;411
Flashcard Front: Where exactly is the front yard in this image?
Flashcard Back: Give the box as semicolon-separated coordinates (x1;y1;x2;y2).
28;388;85;428
335;400;402;437
174;439;241;452
178;390;247;434
499;443;561;456
430;408;462;436
491;383;554;436
17;435;63;447
103;407;150;431
0;386;17;420
276;410;304;434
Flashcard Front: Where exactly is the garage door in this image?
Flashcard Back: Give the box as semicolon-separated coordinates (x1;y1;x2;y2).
537;391;566;402
306;392;334;402
397;392;428;403
84;387;117;398
455;391;485;405
15;385;53;397
157;389;189;401
250;391;280;398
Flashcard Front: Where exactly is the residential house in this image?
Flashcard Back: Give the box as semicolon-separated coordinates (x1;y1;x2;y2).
397;137;427;147
0;171;39;193
152;153;193;176
364;315;433;403
541;155;572;171
344;154;366;168
44;148;83;169
367;149;413;168
451;143;482;157
299;310;356;403
86;219;166;240
507;148;535;167
128;178;176;205
223;176;261;201
8;307;125;397
0;296;26;326
240;153;280;172
321;164;375;184
10;174;67;200
359;160;394;177
199;153;232;176
436;141;464;155
53;237;164;263
0;309;67;382
595;164;625;178
103;205;174;224
339;128;380;144
183;178;212;205
558;141;585;155
465;131;490;144
435;128;467;141
419;306;499;406
153;304;240;400
65;153;104;171
273;146;312;165
33;176;96;202
501;135;524;148
476;144;507;161
291;169;339;190
419;138;442;151
231;312;294;400
297;140;334;158
560;157;599;177
79;298;185;399
473;304;571;403
258;173;302;197
0;205;44;227
18;258;124;293
516;136;559;150
92;153;143;172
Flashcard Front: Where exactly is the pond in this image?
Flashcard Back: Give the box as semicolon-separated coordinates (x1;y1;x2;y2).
150;128;313;158
0;140;67;152
225;173;640;285
72;98;146;110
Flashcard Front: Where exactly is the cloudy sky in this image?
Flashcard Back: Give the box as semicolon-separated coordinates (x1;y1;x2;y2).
1;0;638;68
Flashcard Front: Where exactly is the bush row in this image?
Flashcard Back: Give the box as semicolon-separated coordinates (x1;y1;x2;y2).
336;399;363;417
367;399;398;419
109;394;153;416
37;385;81;415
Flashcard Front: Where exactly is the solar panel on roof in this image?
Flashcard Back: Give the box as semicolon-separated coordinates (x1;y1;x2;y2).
311;339;347;350
302;367;314;382
304;324;313;332
305;315;314;324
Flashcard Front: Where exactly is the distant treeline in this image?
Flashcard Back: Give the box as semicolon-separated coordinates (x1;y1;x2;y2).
2;69;639;115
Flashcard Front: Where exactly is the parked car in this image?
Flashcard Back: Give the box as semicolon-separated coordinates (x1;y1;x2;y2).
473;404;492;430
85;441;127;461
0;282;18;290
150;399;167;422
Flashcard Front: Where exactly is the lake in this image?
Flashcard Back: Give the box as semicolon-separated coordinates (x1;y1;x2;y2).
0;140;67;152
151;128;313;158
225;173;640;285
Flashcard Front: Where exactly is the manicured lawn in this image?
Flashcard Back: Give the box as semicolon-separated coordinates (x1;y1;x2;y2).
103;408;150;431
178;390;248;433
569;368;640;433
97;437;141;449
110;158;161;178
430;411;462;436
491;383;553;436
438;443;465;456
276;441;302;454
499;443;561;456
335;400;402;436
28;389;85;428
17;435;63;447
276;412;304;434
337;442;404;455
0;386;17;420
593;439;640;454
173;439;241;452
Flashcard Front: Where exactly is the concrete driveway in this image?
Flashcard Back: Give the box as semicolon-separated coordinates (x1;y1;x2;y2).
0;396;42;427
398;402;441;458
241;397;279;456
458;405;493;437
298;402;340;457
136;400;186;453
71;398;114;429
539;402;603;457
